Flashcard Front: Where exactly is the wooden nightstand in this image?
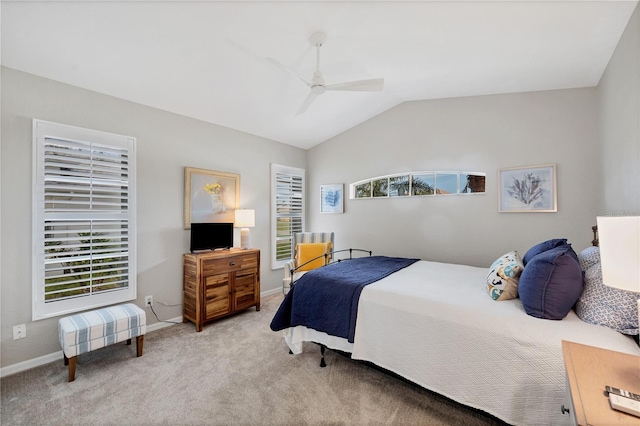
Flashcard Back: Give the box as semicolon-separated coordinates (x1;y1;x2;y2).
562;340;640;425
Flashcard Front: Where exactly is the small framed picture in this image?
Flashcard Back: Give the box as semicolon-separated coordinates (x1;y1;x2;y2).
498;164;557;213
320;184;344;213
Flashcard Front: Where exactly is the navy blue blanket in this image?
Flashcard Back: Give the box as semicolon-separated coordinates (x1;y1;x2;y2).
270;256;419;343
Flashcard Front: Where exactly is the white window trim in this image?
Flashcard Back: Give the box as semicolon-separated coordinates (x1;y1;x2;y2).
270;163;305;270
32;119;137;320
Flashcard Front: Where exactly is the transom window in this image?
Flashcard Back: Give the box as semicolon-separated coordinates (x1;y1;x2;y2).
351;172;485;199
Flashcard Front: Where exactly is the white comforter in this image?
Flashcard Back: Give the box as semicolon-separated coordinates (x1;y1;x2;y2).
351;260;640;426
282;260;640;425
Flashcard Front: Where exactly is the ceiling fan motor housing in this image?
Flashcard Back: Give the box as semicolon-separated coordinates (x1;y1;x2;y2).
309;31;327;47
312;71;325;87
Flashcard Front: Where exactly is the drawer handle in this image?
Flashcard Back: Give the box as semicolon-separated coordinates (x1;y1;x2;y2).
229;261;236;266
561;405;570;415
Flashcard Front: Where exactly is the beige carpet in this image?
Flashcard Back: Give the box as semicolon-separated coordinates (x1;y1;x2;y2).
1;294;505;425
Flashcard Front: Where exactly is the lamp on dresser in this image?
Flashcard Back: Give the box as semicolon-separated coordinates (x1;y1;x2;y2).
235;209;255;250
597;215;640;326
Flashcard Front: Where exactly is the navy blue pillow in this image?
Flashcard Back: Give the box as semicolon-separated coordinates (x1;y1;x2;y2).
519;245;584;320
522;238;568;265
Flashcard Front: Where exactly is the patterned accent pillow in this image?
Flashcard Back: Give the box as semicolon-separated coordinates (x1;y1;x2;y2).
486;251;524;301
575;261;639;335
577;246;600;272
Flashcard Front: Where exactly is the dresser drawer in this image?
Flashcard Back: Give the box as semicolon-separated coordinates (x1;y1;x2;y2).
202;253;257;275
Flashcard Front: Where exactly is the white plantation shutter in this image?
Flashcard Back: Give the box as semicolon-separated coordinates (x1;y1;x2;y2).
32;120;136;320
271;164;305;269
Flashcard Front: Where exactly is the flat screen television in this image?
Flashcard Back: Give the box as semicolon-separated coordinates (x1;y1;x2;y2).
190;222;233;252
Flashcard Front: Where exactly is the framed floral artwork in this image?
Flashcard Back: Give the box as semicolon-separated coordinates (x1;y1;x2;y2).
498;164;557;213
184;167;239;228
320;183;344;213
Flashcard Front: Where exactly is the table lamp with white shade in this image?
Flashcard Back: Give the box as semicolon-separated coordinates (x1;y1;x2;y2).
597;215;640;328
235;209;255;250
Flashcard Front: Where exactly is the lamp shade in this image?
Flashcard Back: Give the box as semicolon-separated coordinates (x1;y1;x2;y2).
597;216;640;293
234;209;255;228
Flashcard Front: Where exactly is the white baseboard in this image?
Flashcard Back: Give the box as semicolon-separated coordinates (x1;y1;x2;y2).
0;316;181;379
146;315;184;333
0;351;64;378
262;287;283;297
0;289;281;378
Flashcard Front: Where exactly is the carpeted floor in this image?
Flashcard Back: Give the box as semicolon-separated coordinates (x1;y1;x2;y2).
1;294;506;425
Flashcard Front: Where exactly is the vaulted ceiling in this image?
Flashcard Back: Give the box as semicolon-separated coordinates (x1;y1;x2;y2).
2;1;637;149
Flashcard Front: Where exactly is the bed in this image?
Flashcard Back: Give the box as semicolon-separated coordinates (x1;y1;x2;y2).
270;232;640;426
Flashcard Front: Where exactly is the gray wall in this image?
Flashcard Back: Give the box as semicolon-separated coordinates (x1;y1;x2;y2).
0;67;306;368
307;88;599;267
598;4;640;215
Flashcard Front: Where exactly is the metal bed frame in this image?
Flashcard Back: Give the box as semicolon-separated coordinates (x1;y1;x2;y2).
288;248;373;288
286;248;372;367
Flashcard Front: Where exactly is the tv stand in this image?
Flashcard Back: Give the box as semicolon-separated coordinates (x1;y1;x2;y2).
182;248;260;332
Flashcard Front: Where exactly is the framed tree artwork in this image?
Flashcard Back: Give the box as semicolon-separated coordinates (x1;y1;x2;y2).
498;164;557;213
184;167;239;228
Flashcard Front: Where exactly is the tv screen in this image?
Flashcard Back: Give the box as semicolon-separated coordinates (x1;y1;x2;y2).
190;222;233;252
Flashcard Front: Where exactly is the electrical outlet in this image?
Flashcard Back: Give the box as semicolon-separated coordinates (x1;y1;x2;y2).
145;295;153;307
13;324;26;340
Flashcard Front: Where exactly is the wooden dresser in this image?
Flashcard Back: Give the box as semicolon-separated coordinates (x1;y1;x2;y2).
183;248;260;332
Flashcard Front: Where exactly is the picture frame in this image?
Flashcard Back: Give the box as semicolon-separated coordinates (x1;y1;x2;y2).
320;183;344;213
184;167;239;228
498;164;557;213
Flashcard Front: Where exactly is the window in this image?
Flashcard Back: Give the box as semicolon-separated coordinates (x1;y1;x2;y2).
271;164;304;269
351;171;485;199
32;119;136;320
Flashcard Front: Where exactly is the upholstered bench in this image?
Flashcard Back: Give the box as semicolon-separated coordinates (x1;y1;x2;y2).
58;303;146;382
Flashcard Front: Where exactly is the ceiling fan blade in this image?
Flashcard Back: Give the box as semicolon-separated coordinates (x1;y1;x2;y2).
325;78;384;92
224;38;273;68
266;57;312;87
296;91;319;115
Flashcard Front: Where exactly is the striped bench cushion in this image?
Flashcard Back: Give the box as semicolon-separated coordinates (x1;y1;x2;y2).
58;303;146;358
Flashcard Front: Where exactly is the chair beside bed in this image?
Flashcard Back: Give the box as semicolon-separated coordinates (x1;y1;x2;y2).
282;232;334;294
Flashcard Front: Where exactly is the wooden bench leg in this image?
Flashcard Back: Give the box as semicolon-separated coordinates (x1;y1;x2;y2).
136;335;144;357
67;356;77;382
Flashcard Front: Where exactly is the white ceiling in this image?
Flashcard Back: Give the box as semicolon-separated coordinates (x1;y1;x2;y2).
1;1;637;149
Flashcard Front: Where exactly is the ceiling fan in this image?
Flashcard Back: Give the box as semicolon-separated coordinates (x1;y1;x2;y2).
267;31;384;115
